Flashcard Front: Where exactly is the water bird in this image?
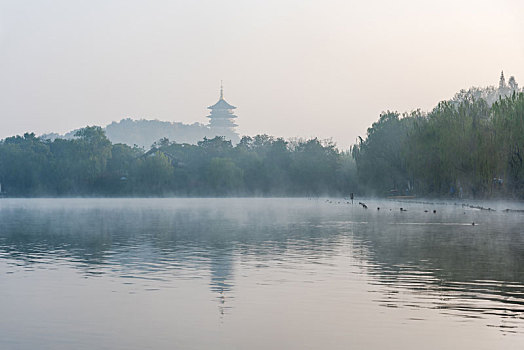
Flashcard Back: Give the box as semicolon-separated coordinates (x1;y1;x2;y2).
424;210;428;213
433;210;437;214
377;207;380;210
472;222;475;226
358;202;368;209
400;208;407;212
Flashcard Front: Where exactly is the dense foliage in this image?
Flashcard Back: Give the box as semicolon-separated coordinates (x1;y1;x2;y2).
352;92;524;198
0;128;356;196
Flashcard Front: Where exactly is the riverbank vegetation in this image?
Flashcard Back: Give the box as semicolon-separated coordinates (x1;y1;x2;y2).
1;80;523;198
0;129;356;196
352;92;524;198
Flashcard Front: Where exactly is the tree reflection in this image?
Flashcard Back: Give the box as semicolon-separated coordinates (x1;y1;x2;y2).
1;199;523;327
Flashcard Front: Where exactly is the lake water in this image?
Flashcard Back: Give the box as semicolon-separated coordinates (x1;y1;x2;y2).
0;198;523;349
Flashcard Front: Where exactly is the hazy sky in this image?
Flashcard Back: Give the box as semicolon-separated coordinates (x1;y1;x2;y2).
1;0;523;149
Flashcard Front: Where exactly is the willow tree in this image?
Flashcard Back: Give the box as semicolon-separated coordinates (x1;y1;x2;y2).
352;111;412;194
492;92;524;196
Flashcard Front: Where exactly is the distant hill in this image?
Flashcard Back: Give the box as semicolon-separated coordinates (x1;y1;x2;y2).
42;118;240;149
105;118;240;148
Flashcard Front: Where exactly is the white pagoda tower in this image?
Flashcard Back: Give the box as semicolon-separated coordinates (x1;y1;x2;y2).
207;83;238;132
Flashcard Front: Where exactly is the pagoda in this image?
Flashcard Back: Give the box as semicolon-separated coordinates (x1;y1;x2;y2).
207;83;238;131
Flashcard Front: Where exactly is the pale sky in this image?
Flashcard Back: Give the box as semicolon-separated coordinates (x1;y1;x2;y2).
1;0;523;149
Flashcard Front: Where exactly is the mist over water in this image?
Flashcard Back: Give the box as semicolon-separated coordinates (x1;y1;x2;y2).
1;198;523;349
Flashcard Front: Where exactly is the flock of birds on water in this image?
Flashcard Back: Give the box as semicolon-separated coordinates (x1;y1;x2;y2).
323;198;440;215
319;198;524;227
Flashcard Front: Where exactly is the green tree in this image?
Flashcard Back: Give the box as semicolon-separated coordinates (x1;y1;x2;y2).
352;112;411;194
206;157;243;195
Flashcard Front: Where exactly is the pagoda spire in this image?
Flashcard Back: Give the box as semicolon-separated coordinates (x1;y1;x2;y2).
220;80;224;100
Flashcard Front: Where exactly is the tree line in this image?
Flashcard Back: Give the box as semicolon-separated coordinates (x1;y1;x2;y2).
1;80;523;198
0;129;356;196
352;92;524;198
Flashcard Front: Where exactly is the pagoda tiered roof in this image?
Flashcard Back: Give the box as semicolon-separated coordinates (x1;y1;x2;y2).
209;118;238;128
208;98;236;110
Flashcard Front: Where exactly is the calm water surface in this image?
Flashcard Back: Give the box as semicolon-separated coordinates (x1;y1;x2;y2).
0;198;523;349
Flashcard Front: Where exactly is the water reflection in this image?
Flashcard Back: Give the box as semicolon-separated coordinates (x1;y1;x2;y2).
0;198;523;335
348;215;524;332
